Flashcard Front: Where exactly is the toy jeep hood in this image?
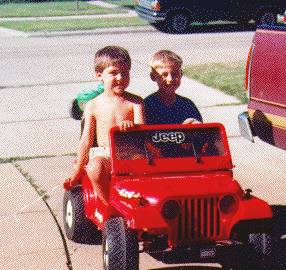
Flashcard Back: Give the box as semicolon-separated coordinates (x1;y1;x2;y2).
109;123;233;176
112;173;244;206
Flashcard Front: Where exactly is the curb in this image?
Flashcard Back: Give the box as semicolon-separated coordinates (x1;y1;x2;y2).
25;25;156;38
0;11;138;22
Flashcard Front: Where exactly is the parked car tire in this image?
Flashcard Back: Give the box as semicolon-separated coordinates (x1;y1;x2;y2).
103;217;139;270
63;186;101;244
166;12;191;33
257;10;276;25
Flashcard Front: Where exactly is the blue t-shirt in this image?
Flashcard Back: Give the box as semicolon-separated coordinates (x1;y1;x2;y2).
144;93;202;125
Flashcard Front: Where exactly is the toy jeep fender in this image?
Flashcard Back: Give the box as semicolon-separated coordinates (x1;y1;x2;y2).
63;123;274;269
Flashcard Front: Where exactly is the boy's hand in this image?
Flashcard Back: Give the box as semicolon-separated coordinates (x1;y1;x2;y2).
183;118;202;125
119;120;134;131
63;170;83;190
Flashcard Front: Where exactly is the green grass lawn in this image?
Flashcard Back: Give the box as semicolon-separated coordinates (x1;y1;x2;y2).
0;0;147;32
0;0;242;33
184;61;247;104
0;16;148;31
0;1;126;18
104;0;136;8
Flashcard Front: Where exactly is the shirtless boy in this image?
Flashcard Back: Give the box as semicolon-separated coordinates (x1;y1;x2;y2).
63;46;145;205
144;50;202;125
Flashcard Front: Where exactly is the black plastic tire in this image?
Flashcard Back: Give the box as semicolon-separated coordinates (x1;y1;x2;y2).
269;205;286;268
63;186;101;244
249;233;272;255
102;217;139;270
257;10;276;26
249;233;273;269
271;205;286;238
166;12;191;34
70;98;83;120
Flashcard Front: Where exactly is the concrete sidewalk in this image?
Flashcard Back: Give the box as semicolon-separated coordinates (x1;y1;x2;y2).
0;76;241;159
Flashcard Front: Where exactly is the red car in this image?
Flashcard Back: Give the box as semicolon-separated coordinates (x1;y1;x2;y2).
238;25;286;150
63;123;274;269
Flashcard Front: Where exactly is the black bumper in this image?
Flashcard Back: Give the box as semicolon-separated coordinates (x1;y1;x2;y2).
147;242;270;269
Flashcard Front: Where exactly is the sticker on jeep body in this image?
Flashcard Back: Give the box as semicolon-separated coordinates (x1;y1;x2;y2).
152;131;185;144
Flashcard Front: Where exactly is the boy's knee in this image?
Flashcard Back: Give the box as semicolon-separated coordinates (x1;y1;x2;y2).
86;157;110;182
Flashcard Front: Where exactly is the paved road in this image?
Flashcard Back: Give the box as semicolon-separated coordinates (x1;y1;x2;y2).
1;31;250;158
1;30;285;269
0;30;254;88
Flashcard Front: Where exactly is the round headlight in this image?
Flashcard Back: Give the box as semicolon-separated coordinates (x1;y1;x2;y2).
219;195;237;214
162;200;181;220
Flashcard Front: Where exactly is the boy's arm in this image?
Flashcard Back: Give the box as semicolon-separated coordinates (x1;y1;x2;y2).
75;102;96;168
63;102;96;190
182;98;203;124
134;101;146;125
119;100;146;132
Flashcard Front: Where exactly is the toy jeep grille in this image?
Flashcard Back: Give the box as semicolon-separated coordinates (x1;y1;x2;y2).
177;197;221;241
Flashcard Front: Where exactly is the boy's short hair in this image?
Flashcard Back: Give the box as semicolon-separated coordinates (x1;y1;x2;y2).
94;46;131;73
150;50;183;69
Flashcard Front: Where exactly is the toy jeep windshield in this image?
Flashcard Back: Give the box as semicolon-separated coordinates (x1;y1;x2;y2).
112;124;225;171
63;123;274;269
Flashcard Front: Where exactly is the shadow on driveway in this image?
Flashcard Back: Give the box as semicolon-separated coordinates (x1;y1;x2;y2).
157;22;257;34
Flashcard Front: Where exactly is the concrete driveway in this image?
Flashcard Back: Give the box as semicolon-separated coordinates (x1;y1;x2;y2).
0;74;242;269
1;30;285;268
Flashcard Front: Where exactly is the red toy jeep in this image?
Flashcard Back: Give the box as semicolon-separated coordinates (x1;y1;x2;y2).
63;123;275;269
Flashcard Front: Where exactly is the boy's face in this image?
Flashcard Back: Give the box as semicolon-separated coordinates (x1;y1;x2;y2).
151;64;182;95
96;63;130;95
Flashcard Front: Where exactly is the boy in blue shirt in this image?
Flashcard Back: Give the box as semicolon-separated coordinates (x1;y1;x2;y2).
144;50;202;125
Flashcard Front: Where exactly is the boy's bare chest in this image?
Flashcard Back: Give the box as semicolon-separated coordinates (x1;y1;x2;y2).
95;100;133;121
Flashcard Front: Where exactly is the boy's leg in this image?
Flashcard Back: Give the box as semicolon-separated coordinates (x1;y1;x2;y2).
86;156;111;206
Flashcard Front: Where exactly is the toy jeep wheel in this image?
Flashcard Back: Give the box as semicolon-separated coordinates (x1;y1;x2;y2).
249;233;272;255
63;186;101;244
103;217;139;270
70;98;83;120
249;233;273;268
